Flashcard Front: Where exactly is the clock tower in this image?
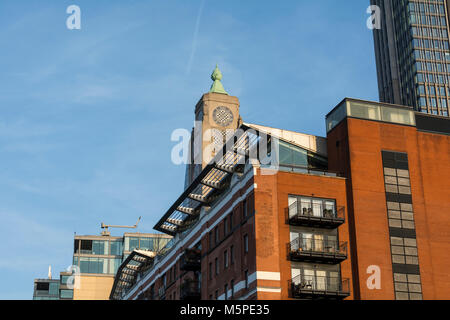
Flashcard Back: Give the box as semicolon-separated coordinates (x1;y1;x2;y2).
185;65;242;187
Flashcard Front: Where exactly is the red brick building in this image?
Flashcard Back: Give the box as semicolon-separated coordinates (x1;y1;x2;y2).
110;86;450;300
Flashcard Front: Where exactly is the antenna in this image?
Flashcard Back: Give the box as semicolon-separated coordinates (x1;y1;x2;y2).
100;216;142;236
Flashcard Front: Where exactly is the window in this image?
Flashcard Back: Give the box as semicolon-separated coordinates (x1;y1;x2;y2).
289;195;337;219
49;283;59;295
128;237;139;251
92;240;107;255
215;290;219;300
391;237;419;265
140;237;154;251
108;258;122;274
79;240;92;254
215;227;219;244
36;282;49;292
110;241;123;256
60;289;73;299
224;250;228;269
244;234;249;253
79;257;107;274
224;218;228;235
394;274;422;300
209;231;213;249
60;276;70;285
224;284;228;300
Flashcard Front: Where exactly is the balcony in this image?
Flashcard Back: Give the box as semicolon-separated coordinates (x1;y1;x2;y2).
180;248;201;272
287;237;347;264
288;275;350;300
180;279;201;300
286;202;345;228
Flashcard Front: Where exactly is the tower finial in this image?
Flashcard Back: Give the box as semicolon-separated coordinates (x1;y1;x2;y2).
209;65;228;95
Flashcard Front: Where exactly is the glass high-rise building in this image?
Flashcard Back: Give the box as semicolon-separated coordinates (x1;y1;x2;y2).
371;0;450;116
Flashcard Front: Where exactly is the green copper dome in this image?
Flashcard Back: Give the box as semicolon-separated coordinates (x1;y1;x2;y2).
209;65;228;95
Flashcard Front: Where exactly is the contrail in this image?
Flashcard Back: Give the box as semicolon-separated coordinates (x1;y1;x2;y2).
186;0;206;75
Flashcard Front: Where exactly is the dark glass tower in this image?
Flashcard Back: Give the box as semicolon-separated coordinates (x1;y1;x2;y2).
371;0;450;116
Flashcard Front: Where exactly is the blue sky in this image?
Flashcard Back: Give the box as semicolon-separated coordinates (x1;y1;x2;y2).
0;0;377;299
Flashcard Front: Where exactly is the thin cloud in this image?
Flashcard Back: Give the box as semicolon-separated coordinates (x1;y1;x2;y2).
186;0;207;75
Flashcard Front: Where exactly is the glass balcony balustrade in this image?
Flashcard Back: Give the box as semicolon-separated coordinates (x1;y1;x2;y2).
286;200;345;228
288;274;350;299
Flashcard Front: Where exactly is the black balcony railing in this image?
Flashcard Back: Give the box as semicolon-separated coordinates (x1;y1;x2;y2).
288;275;350;299
287;237;347;264
180;279;201;300
286;202;345;228
180;248;201;272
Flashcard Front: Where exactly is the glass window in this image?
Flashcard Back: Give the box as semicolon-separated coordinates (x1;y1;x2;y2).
139;238;153;251
79;257;108;274
348;102;381;120
418;85;425;95
80;240;93;254
92;240;107;255
74;239;80;254
224;250;228;268
312;200;323;217
60;290;73;299
80;257;89;273
110;241;123;256
60;276;70;285
128;237;139;251
279;140;308;168
290;195;336;218
381;107;416;126
326;101;347;132
89;258;99;274
49;283;59;296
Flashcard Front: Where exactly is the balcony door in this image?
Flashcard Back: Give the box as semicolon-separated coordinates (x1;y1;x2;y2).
288;197;297;219
291;268;301;285
290;232;299;251
315;270;327;290
312;200;323;217
302;233;313;251
328;271;339;291
292;268;335;291
313;234;324;252
300;198;312;216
